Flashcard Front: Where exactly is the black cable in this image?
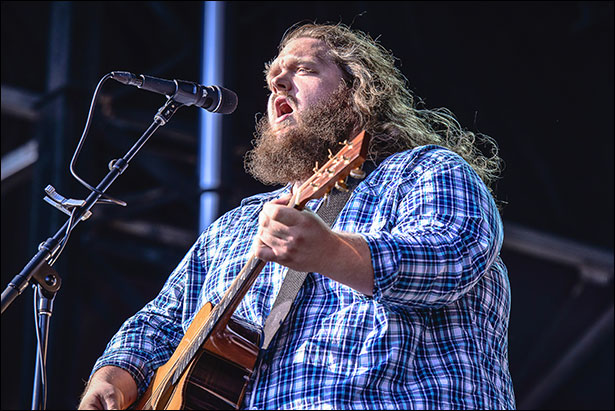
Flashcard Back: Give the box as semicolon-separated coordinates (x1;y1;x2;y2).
32;286;48;410
68;73;126;207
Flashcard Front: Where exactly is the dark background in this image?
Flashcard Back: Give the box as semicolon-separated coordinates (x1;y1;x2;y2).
1;1;613;410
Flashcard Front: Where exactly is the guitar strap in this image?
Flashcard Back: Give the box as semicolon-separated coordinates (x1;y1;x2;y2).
261;170;368;350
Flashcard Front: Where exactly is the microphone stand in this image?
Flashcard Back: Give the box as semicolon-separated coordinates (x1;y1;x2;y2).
31;280;58;410
1;96;185;409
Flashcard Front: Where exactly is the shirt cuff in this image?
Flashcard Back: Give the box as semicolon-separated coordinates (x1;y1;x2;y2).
91;349;154;396
360;231;404;303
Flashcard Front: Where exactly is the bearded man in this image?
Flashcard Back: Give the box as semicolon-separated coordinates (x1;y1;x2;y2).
79;23;516;410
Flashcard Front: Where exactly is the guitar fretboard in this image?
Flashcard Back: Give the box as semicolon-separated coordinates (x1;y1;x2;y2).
171;256;265;384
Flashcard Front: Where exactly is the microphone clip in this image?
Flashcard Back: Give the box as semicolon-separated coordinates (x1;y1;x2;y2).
154;98;184;126
43;185;92;221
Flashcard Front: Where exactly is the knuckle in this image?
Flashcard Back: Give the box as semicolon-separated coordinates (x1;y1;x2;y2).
276;245;288;259
256;233;268;247
255;243;272;261
102;392;119;408
270;206;282;220
294;232;305;245
258;212;268;226
282;239;298;256
286;238;298;253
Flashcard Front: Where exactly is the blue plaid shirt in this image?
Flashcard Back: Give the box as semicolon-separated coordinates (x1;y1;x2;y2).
92;145;516;409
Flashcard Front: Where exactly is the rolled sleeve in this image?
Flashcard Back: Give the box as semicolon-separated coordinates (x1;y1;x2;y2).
92;349;156;395
362;152;502;309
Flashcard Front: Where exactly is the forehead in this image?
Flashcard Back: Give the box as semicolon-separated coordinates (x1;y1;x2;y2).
271;37;332;67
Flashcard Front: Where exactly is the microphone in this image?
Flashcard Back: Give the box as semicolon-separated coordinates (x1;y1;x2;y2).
110;71;238;114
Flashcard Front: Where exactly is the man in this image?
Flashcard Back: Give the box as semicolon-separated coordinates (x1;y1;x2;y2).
79;23;516;410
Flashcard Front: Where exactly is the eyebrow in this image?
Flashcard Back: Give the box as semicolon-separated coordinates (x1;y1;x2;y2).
265;50;331;82
267;56;318;74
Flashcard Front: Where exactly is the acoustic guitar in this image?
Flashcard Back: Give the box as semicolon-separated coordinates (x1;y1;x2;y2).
132;130;370;409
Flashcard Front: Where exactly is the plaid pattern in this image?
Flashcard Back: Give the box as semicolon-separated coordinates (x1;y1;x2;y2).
92;145;516;409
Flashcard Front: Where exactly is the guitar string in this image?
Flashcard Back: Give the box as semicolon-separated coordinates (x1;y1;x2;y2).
145;258;255;407
172;258;255;379
145;296;226;407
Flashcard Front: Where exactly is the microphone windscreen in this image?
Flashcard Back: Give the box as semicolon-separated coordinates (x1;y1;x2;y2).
215;87;238;114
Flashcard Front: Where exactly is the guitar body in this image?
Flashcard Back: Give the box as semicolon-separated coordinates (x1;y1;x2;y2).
133;302;261;410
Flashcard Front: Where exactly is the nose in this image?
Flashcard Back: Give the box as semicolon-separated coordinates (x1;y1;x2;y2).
271;70;291;93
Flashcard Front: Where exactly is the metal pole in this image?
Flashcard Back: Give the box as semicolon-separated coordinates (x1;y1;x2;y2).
199;1;225;230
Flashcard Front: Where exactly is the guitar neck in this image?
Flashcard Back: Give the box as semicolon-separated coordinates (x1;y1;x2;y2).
210;255;268;334
186;201;305;349
168;130;370;386
171;254;267;385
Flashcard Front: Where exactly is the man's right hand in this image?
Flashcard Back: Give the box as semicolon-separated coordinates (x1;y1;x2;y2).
78;366;138;410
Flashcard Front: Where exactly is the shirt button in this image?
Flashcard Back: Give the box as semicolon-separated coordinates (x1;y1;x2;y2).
260;363;268;372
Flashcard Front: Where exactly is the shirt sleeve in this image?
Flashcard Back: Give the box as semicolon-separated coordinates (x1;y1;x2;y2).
90;227;213;396
362;150;503;309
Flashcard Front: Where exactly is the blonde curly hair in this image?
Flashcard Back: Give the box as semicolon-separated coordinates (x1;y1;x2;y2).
274;23;503;193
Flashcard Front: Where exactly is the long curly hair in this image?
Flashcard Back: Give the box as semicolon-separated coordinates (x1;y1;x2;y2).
275;23;503;193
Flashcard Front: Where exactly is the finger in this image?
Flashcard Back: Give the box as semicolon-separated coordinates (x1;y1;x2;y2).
258;225;286;249
262;203;301;226
258;207;269;229
262;217;293;240
258;208;290;237
78;397;102;410
258;205;290;229
253;236;277;261
253;226;273;251
271;192;293;205
102;393;121;410
79;393;109;410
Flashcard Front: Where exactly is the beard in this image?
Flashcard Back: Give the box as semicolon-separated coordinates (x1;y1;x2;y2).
244;86;358;186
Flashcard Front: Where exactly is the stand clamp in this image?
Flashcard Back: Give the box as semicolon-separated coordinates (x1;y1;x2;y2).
43;185;92;221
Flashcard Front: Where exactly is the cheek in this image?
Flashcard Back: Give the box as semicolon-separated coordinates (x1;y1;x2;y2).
266;98;276;120
299;79;341;107
296;86;325;108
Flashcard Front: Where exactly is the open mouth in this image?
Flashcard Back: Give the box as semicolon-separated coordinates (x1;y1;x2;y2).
274;97;294;121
